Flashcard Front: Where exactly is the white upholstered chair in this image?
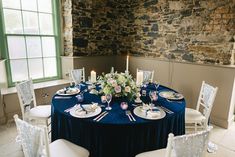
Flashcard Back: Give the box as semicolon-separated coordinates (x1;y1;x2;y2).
16;79;51;128
136;127;212;157
137;68;154;83
185;81;218;131
70;68;85;85
14;114;89;157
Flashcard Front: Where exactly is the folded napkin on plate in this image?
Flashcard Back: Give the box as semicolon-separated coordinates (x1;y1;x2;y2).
147;108;161;118
75;109;87;116
173;92;182;98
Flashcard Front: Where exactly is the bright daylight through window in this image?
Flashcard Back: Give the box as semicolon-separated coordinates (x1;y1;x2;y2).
0;0;59;85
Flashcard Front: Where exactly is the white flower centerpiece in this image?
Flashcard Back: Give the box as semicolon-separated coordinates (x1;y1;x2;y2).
99;72;138;101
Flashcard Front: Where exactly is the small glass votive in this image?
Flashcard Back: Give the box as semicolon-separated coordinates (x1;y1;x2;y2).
142;90;146;96
120;102;128;110
101;95;107;103
76;94;84;103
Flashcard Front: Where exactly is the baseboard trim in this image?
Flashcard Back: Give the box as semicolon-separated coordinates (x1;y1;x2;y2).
0;116;6;125
210;116;232;129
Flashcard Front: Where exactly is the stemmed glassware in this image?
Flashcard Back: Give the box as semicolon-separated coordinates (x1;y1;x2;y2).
149;91;157;109
105;94;112;110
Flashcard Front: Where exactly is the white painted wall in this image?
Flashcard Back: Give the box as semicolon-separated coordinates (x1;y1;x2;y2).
129;56;235;128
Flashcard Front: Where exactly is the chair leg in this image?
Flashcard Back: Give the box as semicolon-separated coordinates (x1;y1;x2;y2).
194;123;197;132
45;118;51;143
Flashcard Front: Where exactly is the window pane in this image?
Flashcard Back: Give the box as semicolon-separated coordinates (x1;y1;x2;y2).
38;0;52;13
7;36;26;59
41;37;56;57
23;11;39;34
2;0;21;9
3;9;23;34
43;58;57;77
39;13;53;35
21;0;37;11
28;58;43;79
26;37;42;58
10;59;28;82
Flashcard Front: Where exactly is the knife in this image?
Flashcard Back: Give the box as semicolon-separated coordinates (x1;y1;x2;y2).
93;111;107;121
96;112;109;122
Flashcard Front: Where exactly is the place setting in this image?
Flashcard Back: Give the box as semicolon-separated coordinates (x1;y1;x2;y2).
69;103;102;118
158;90;184;104
133;90;167;120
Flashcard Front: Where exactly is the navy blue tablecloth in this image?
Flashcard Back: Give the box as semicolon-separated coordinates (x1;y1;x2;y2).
51;84;185;157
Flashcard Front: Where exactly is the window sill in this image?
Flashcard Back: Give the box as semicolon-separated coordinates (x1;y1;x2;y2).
1;79;70;95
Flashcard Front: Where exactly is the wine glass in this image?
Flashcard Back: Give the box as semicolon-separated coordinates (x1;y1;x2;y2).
149;91;157;109
154;81;160;93
105;94;112;110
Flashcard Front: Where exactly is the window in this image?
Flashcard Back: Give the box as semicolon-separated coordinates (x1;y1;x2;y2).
0;0;61;86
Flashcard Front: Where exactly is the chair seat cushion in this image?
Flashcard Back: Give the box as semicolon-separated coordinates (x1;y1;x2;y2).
29;105;51;119
49;139;89;157
135;149;166;157
185;108;206;123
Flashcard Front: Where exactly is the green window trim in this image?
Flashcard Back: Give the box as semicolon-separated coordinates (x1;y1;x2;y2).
0;0;62;87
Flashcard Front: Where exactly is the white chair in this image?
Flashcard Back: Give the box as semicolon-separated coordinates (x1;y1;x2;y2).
136;127;212;157
16;79;51;128
70;68;85;85
14;114;89;157
185;81;218;131
137;68;154;83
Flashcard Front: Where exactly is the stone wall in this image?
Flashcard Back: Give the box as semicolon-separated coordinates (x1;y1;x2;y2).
71;0;122;56
63;0;235;65
62;0;73;56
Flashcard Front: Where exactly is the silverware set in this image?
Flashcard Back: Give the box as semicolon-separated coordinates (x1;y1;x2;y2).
93;111;109;122
126;110;136;121
64;104;78;112
54;96;72;99
159;106;174;114
166;99;182;103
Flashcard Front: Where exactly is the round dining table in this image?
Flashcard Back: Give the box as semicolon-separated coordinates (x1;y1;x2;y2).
51;83;185;157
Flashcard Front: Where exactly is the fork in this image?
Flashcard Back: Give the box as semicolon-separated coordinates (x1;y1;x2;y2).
127;111;136;121
126;111;132;121
160;106;174;114
64;104;78;112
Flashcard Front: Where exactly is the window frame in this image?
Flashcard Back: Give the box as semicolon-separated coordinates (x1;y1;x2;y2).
0;0;62;87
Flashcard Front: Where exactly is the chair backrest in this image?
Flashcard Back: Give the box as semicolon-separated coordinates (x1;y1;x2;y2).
14;114;50;157
70;67;85;85
196;81;218;127
16;79;36;120
165;127;211;157
137;68;154;83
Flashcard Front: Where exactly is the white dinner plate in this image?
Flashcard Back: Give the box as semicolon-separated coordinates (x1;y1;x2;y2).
159;91;184;100
86;81;93;85
70;104;102;118
56;88;80;96
133;106;166;120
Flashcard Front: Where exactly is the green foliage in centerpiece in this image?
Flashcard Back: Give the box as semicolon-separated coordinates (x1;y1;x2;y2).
99;72;138;100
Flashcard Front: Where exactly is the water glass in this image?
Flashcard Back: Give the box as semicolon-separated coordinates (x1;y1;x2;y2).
105;94;112;110
149;91;157;108
142;90;146;96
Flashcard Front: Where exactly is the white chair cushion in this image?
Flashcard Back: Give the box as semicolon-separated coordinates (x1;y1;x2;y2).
135;149;166;157
28;105;51;119
49;139;89;157
185;108;206;123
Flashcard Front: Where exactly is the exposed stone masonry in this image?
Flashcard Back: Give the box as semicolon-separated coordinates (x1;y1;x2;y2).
63;0;235;65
